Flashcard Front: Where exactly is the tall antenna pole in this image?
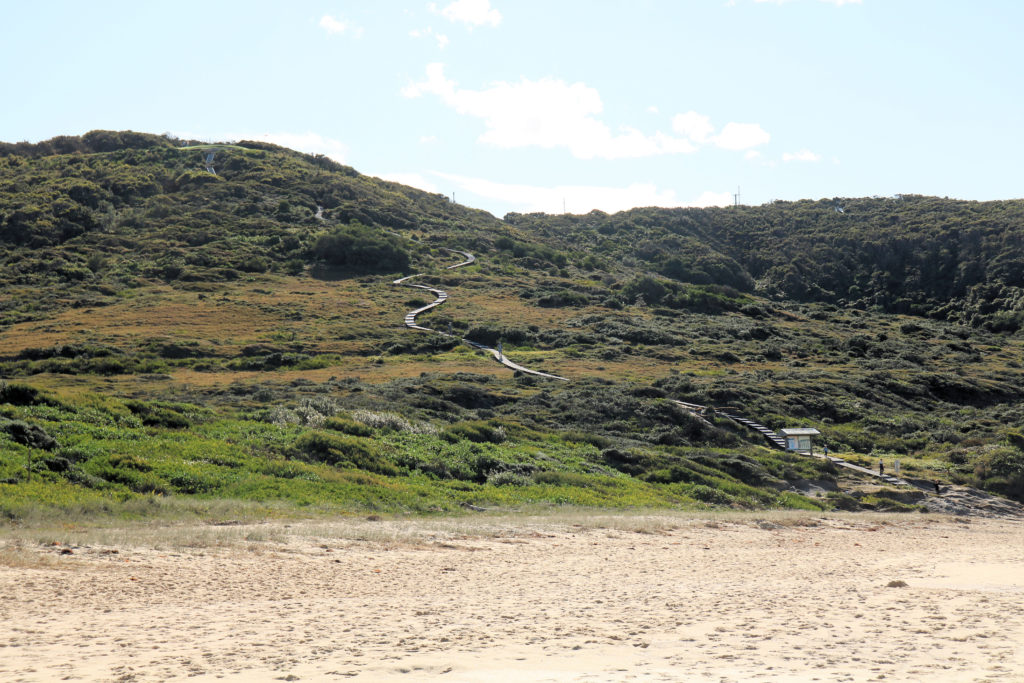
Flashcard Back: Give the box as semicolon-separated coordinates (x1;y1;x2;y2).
734;186;741;207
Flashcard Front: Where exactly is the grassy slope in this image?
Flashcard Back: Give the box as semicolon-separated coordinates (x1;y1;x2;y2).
2;131;1023;520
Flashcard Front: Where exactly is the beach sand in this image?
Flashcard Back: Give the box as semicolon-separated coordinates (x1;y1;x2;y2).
1;511;1022;682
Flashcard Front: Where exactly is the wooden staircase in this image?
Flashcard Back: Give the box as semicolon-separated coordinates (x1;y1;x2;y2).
717;409;788;450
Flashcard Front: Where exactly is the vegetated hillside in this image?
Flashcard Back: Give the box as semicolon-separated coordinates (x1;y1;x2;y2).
0;130;517;325
507;197;1024;331
1;131;1023;520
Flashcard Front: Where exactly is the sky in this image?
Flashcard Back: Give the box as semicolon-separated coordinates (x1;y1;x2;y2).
2;1;1022;218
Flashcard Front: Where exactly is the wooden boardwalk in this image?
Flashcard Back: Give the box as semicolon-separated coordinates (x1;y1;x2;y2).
823;455;908;486
393;249;568;381
672;401;912;486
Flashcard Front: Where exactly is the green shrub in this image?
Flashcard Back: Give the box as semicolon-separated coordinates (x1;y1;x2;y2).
691;454;776;486
311;222;409;272
323;416;373;437
687;484;734;505
0;382;51;406
601;448;654;476
561;431;612;449
1005;429;1024;452
643;465;711;486
124;400;191;428
487;471;531;486
443;421;507;444
169;471;220;494
776;491;825;511
290;431;395;475
107;453;152;471
974;447;1024;501
826;491;862;511
87;457;167;494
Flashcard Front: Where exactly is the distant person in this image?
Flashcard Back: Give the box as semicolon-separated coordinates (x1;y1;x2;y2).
823;445;829;458
934;481;941;494
878;459;884;476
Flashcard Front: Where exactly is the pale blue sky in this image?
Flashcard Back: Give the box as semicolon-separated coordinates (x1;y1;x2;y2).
2;1;1021;216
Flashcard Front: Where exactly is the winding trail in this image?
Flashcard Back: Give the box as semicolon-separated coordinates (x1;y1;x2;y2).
393;249;568;381
393;250;930;490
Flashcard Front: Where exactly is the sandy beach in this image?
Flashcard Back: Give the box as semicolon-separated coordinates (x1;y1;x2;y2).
1;510;1022;682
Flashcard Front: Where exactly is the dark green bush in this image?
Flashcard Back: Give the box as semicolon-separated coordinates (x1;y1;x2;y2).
601;448;654;476
311;222;409;273
124;400;191;428
0;419;58;450
692;455;775;486
0;382;51;406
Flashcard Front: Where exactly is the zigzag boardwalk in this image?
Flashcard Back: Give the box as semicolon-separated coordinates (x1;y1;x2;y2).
392;249;568;381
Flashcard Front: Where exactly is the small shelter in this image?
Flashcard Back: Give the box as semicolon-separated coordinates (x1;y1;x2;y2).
779;427;821;454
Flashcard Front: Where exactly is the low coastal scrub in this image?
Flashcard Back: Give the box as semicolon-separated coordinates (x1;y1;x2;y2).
1;383;839;521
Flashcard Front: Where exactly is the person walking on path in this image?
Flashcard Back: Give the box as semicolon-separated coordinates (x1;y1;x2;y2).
878;459;884;476
823;444;829;459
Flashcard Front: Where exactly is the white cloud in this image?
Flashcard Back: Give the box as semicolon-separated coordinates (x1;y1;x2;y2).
435;0;502;27
782;149;821;162
410;26;450;49
647;105;660;114
402;64;697;159
714;122;771;150
434;171;730;214
672;111;715;144
319;15;347;33
419;135;438;144
319;15;362;37
401;62;452;98
745;150;761;160
403;65;780;160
